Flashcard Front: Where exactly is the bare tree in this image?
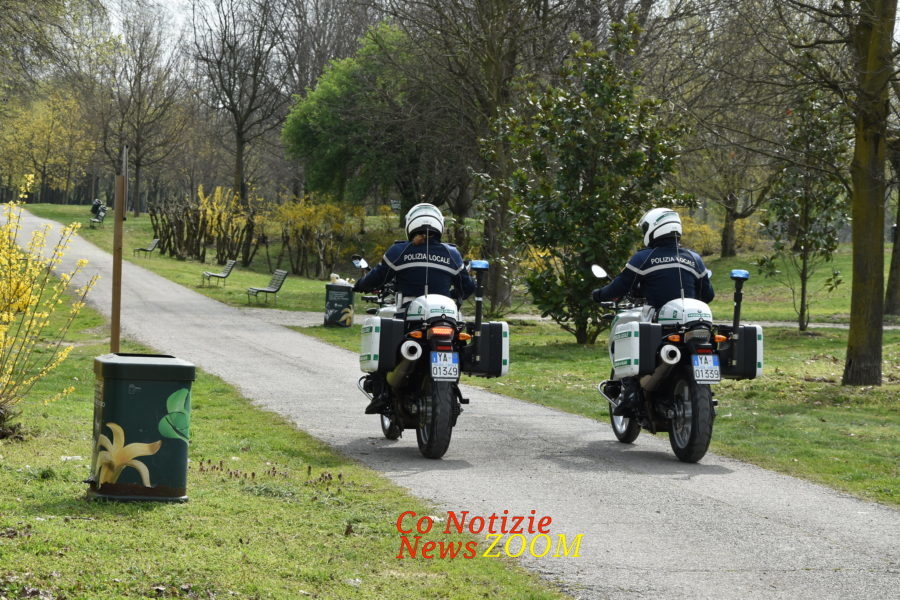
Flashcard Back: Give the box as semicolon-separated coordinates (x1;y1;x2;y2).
280;0;374;94
192;0;292;264
117;0;186;216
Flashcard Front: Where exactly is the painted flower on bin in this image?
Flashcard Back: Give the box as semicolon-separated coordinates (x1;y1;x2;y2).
94;422;162;487
339;306;354;325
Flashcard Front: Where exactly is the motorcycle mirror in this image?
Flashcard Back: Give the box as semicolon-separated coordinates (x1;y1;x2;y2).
353;257;368;270
591;265;608;279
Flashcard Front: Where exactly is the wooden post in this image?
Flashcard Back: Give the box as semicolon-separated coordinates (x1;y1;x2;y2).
110;146;127;353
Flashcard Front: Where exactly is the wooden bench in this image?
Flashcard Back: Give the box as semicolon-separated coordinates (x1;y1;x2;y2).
201;259;237;286
133;238;159;258
247;269;288;303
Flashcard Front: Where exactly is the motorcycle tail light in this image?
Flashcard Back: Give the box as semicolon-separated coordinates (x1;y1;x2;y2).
684;328;711;343
429;325;455;339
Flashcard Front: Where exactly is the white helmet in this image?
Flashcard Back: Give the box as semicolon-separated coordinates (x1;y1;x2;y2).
638;208;682;246
405;203;444;239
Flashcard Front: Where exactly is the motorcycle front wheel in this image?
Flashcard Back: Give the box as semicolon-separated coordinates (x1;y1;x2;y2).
609;407;641;443
380;411;402;440
668;368;714;463
416;378;454;459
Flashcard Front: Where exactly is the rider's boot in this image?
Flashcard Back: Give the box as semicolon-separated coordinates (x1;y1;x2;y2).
365;392;390;414
612;377;640;416
363;374;390;414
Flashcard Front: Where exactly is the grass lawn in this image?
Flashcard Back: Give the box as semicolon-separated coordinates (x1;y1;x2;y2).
5;202;896;598
0;308;565;599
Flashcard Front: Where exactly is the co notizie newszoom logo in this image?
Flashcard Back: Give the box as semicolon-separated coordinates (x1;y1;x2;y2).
396;510;583;559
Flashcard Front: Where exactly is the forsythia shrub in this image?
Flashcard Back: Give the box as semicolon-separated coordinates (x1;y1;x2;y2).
735;218;764;252
0;202;98;436
679;215;718;255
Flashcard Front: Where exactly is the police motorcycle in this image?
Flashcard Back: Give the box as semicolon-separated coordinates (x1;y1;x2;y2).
352;256;509;459
593;265;763;463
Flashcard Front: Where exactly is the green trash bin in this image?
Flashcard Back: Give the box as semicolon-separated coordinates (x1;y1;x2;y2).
88;353;195;502
324;283;354;327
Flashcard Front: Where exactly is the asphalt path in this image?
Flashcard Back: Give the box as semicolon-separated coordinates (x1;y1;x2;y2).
19;211;899;599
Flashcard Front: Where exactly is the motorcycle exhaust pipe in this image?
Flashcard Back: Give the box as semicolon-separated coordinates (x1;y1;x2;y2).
387;341;423;387
660;344;681;365
640;344;682;391
400;340;422;361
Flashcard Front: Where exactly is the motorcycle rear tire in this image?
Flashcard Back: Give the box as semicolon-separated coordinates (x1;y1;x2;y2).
668;368;714;463
416;379;454;459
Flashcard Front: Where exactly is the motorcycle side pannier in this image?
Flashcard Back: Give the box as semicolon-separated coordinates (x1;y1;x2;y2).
612;322;662;379
359;317;405;373
720;324;764;380
462;321;509;378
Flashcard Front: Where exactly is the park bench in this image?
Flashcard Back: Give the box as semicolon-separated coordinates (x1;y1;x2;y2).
133;238;159;258
201;259;237;286
247;269;288;304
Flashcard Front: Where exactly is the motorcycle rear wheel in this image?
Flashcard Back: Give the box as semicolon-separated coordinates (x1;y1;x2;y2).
668;369;714;463
416;379;454;459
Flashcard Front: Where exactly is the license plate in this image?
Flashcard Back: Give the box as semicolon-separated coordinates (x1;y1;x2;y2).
431;351;459;381
692;354;720;383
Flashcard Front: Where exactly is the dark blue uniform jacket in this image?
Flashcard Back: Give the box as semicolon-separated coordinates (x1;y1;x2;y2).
355;239;476;305
592;238;714;310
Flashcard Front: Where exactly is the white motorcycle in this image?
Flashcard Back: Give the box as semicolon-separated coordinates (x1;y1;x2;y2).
594;266;763;462
354;256;509;459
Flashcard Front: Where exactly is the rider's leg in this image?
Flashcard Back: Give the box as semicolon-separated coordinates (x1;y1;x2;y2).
612;376;640;416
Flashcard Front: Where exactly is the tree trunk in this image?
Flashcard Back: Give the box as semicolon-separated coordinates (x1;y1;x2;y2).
799;253;809;331
133;161;142;218
841;0;895;386
720;206;737;257
884;140;900;315
234;133;255;267
482;193;513;313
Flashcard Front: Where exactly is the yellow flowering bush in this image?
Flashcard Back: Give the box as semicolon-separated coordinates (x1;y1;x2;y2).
275;194;363;278
1;201;98;436
679;214;719;256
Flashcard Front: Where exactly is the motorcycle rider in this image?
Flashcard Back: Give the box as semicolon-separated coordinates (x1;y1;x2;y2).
353;202;476;413
592;208;714;416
